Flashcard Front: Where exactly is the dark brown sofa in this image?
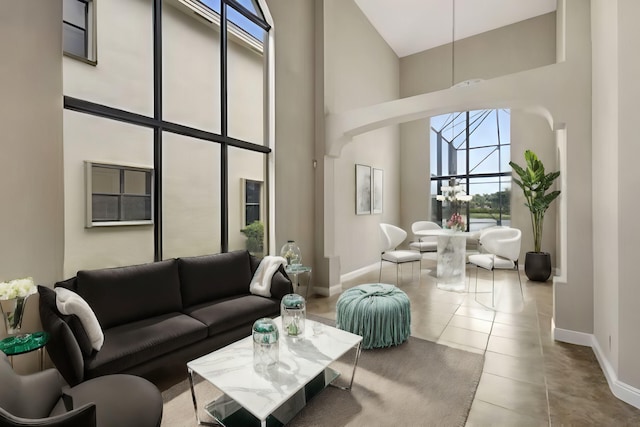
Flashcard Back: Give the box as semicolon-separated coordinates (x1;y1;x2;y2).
39;250;292;386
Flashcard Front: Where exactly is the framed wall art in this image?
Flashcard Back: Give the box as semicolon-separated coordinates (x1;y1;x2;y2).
372;168;383;214
355;164;371;215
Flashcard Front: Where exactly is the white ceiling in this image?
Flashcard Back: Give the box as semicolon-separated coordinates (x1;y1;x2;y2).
353;0;557;58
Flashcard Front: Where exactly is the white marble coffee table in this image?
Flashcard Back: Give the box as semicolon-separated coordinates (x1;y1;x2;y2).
187;317;363;427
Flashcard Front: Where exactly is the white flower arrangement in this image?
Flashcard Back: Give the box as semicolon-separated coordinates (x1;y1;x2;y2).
0;277;36;300
436;183;473;204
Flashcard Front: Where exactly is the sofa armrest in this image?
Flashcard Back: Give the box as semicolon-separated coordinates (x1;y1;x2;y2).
38;286;85;386
269;265;293;301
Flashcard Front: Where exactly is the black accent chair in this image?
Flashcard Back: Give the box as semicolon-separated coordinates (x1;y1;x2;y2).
0;352;162;427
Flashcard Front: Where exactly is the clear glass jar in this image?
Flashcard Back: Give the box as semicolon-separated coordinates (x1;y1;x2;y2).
252;318;279;370
280;240;302;267
281;293;306;336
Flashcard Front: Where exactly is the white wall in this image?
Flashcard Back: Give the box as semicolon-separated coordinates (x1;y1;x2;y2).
0;0;64;372
323;0;400;276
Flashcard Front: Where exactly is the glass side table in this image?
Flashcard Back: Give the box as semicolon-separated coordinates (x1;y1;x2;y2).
285;265;313;299
0;331;49;371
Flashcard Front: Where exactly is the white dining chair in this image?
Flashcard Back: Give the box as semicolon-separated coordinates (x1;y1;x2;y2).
408;221;440;268
467;227;523;306
379;223;422;285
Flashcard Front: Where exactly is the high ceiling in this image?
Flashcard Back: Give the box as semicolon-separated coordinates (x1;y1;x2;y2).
353;0;557;58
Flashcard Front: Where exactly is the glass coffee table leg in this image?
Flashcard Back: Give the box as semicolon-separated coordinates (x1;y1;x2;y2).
330;341;362;391
189;368;221;426
305;270;313;299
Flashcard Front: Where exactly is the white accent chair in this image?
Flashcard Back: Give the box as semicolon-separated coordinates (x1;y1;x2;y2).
379;223;422;285
468;227;523;306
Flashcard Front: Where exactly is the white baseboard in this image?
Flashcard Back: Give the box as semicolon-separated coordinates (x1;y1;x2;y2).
312;284;343;297
340;263;379;282
552;319;593;346
552;319;640;409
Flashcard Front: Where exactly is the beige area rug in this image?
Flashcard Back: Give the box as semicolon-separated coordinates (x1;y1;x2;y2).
161;321;483;427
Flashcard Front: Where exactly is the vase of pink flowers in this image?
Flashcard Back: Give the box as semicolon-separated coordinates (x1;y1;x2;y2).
446;212;466;232
437;179;472;232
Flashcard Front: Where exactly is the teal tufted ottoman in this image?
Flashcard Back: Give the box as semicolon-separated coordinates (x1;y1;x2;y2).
336;283;411;349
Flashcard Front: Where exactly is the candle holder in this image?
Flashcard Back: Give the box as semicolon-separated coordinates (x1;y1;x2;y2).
281;294;306;337
252;318;279;371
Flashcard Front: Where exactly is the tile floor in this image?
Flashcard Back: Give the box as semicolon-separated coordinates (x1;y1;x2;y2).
305;258;640;426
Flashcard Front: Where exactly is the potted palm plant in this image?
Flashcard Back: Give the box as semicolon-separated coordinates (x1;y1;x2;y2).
509;150;560;282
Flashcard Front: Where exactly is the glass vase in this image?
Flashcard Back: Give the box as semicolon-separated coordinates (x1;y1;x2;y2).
252;318;279;371
280;240;302;268
281;294;306;337
0;296;30;340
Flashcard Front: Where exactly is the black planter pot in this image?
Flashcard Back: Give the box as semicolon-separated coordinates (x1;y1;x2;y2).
524;252;552;282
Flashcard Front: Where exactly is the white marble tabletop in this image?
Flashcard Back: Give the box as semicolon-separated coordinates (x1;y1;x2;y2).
187;316;362;422
414;229;473;237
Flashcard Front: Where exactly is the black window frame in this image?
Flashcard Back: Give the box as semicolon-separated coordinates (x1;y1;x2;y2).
64;0;271;260
430;109;512;231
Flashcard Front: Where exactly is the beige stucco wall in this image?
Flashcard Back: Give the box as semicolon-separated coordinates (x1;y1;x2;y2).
64;0;154;117
63;111;155;276
400;12;557;97
0;0;64;372
617;0;640;390
162;133;220;259
265;0;316;266
592;0;620;376
591;0;640;397
618;0;640;391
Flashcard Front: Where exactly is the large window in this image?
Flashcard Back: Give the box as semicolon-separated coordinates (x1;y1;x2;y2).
64;0;272;261
63;0;95;62
430;109;511;231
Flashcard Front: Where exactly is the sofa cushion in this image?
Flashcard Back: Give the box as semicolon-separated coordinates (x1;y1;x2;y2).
39;285;94;357
37;286;86;386
76;259;182;329
178;250;253;308
184;294;280;336
55;287;104;352
86;312;207;378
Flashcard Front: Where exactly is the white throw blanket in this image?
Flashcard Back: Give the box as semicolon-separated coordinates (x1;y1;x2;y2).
55;287;104;351
249;256;287;298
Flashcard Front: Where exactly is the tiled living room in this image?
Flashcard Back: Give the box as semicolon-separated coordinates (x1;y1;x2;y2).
3;0;640;426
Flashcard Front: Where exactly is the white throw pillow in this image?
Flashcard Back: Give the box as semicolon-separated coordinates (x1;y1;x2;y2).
54;287;104;351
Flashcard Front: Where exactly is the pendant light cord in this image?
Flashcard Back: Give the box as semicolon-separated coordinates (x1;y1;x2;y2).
451;0;455;87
